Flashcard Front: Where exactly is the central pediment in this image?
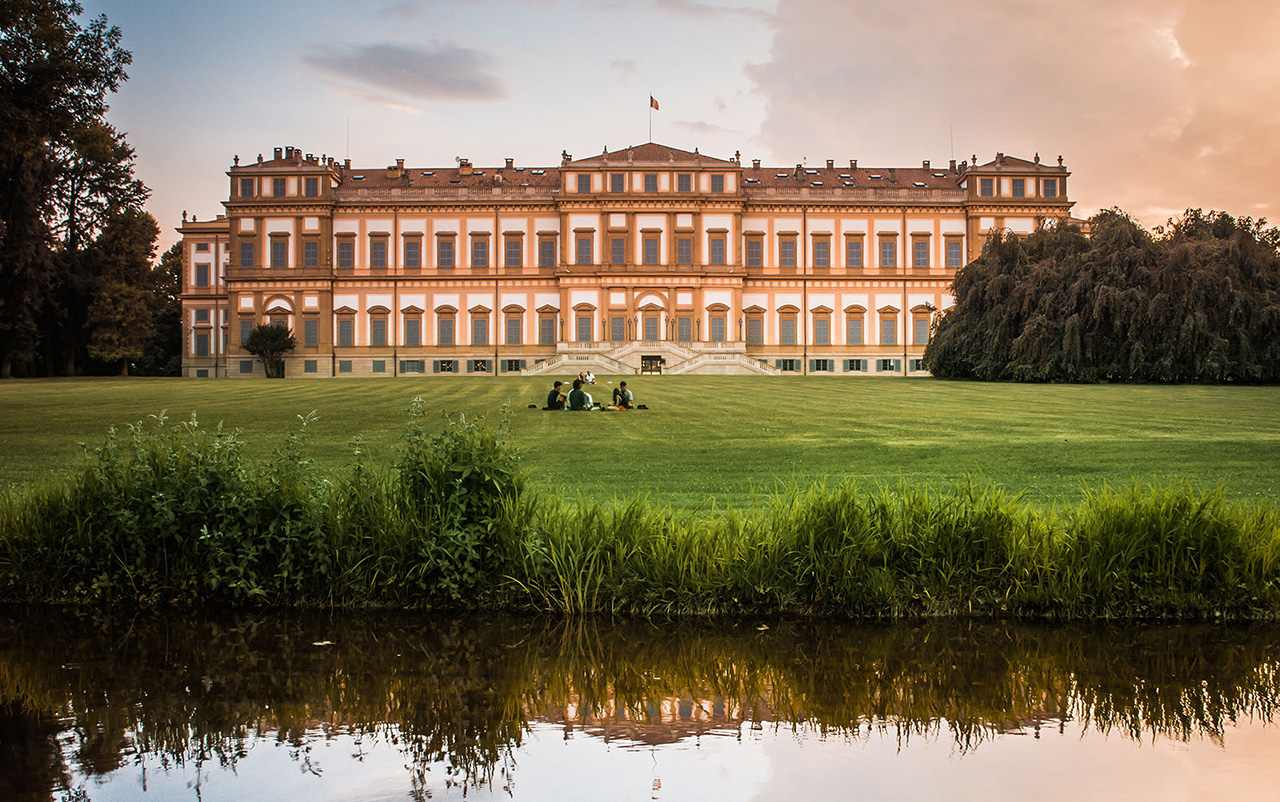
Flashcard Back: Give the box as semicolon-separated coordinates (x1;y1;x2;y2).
568;142;737;167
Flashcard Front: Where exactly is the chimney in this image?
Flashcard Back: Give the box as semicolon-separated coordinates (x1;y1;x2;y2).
922;159;930;170
459;158;474;175
343;158;350;170
274;147;283;160
505;157;514;169
795;163;802;178
888;168;896;183
826;159;834;169
949;159;957;172
850;159;857;170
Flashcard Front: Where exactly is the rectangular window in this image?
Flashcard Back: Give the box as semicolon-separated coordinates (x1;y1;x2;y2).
240;177;255;197
372;360;386;374
577;173;591;193
746;316;763;345
845;359;867;372
776;358;799;372
643;237;659;266
370;240;387;268
338;319;354;347
814;317;830;345
710;316;726;342
304;241;318;268
611;317;625;342
269;239;286;269
240;319;252;344
747;239;763;267
1043;178;1058;198
780;317;797;345
677;173;691;193
880;239;896;269
846;239;864;268
471;316;488;346
1012;178;1026;197
468;359;491;374
846;316;863;345
644;173;658;193
502;359;525;373
304;360;317;373
779;239;796;267
438;316;454;346
195;243;209;252
878;358;901;373
401;360;426;374
506;315;521;345
913;240;929;269
505;238;522;268
338;360;352;374
612;237;626;265
404;240;420;268
438;239;455;268
880;316;896;345
338;241;354;269
240;360;254;373
404;318;421;346
676;238;691;265
240;241;255;268
980;177;994;197
576;236;592;265
576;315;592;342
811;359;833;372
611;173;625;193
913;314;930;345
709;237;725;266
304;318;318;347
304;176;318;197
910;358;927;372
435;359;456;373
946;240;963;268
272;177;286;197
539;316;555;345
195;264;209;287
643;316;659;341
195;333;209;357
370;319;387;347
471;239;488;269
710;174;725;193
539;238;555;268
677;317;691;342
813;239;829;268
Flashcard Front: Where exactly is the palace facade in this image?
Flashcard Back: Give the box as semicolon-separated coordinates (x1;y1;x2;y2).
177;142;1072;378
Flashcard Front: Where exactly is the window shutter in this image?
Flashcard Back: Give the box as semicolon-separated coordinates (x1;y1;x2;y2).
432;360;440;373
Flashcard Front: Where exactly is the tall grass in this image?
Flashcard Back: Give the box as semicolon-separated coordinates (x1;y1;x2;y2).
1;408;1278;617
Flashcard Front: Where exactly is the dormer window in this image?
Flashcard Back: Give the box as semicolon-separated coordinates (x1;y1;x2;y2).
980;177;994;196
1043;178;1058;198
304;177;318;197
611;173;626;193
351;175;366;181
1012;178;1026;197
240;178;255;197
913;182;926;187
677;173;691;193
644;173;658;193
576;174;591;193
273;177;286;197
710;174;725;193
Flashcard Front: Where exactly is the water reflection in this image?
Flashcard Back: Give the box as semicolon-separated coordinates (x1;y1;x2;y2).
0;609;1277;800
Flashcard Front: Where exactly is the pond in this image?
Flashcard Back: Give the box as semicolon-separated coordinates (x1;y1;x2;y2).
2;609;1278;801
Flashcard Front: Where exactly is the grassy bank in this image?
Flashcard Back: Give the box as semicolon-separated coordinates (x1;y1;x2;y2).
1;407;1277;618
2;377;1279;508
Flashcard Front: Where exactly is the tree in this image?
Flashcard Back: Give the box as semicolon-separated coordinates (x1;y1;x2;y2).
134;241;182;376
0;0;136;377
243;324;296;378
925;209;1280;383
83;208;158;374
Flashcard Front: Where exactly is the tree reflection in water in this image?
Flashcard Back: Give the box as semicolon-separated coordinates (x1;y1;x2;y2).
0;610;1277;799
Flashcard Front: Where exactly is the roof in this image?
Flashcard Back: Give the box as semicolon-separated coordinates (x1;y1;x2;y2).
968;153;1068;173
334;164;561;194
740;164;960;190
568;142;736;167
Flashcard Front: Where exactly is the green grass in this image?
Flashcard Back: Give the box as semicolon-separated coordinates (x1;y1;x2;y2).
2;376;1278;508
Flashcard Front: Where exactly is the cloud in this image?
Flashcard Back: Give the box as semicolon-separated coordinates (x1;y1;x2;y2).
329;86;422;114
652;0;775;26
610;59;639;81
304;41;504;103
675;120;734;136
746;0;1280;225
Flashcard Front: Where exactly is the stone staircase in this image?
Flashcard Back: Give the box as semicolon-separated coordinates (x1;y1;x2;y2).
523;340;779;376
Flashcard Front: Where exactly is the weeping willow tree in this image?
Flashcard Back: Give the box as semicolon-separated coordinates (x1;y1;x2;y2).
926;209;1280;383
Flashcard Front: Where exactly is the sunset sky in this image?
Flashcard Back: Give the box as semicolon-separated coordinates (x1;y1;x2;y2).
83;0;1280;253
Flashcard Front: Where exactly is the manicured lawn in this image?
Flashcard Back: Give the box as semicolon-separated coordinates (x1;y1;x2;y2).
1;376;1277;508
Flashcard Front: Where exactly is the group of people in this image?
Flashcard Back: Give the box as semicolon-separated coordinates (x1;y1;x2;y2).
546;378;634;411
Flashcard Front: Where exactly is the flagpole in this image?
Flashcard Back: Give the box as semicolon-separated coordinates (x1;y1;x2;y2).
649;96;652;143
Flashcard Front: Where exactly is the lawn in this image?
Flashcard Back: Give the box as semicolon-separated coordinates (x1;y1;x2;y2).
1;376;1277;509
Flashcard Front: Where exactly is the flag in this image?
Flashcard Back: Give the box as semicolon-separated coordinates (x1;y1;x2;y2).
650;96;659;111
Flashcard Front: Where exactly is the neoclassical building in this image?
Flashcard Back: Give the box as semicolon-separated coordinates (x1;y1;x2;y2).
177;142;1072;378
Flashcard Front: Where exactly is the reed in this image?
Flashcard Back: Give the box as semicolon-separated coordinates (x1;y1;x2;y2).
1;410;1278;617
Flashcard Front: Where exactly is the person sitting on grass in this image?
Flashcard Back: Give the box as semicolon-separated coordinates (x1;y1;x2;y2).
610;381;633;410
568;379;592;411
546;380;566;410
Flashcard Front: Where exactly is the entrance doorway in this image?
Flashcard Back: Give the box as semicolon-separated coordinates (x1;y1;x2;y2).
640;355;664;375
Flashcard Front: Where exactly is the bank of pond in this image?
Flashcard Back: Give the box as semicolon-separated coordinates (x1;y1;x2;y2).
1;404;1278;618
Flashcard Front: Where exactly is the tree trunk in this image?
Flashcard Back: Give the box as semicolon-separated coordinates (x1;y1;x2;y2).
119;360;129;376
1;354;10;379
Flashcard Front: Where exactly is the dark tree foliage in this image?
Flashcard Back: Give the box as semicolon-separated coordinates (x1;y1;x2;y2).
925;209;1280;383
244;324;296;378
0;0;139;377
134;241;182;376
84;209;159;374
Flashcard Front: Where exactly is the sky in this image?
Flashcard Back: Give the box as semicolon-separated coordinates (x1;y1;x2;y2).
81;0;1280;254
